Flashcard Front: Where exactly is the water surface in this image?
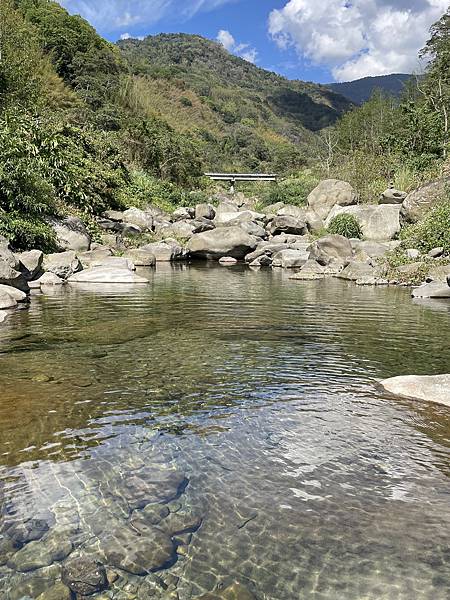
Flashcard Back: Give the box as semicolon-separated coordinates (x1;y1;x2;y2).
0;265;449;599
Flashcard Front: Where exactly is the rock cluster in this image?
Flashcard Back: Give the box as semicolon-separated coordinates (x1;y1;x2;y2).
1;178;449;326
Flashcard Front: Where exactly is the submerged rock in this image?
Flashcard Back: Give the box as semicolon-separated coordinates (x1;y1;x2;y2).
62;556;108;596
99;525;174;575
8;533;72;572
380;374;450;407
68;267;149;284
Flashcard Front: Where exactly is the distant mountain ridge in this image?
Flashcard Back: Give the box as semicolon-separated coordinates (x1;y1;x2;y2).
327;74;414;105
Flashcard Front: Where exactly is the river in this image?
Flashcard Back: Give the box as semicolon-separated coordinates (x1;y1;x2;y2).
0;265;449;599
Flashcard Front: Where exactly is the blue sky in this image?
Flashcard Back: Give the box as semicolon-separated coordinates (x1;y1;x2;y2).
60;1;448;83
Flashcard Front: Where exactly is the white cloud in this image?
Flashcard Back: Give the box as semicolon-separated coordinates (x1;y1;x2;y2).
60;0;236;34
120;32;145;41
217;29;258;63
268;0;449;81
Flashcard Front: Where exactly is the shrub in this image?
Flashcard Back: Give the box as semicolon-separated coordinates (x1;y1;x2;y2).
121;170;188;213
328;214;363;239
0;213;56;252
400;197;450;254
260;172;319;207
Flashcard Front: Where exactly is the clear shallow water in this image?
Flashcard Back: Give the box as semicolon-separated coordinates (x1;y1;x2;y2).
0;264;449;599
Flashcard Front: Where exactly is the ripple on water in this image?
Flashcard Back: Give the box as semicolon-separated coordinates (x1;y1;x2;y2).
0;266;449;599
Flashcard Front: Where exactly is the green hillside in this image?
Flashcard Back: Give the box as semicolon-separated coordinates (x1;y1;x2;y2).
117;33;353;171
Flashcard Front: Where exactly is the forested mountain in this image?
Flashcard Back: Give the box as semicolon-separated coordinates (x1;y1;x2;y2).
327;74;413;105
117;33;352;171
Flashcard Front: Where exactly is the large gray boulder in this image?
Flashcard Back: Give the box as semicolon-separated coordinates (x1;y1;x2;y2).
195;203;215;220
43;251;82;279
0;284;27;302
0;241;29;291
308;234;353;266
411;281;450;299
15;250;43;280
68;267;149;284
49;217;91;252
123;249;156;267
214;210;264;227
172;206;195;221
158;220;196;239
122;207;154;231
140;239;186;261
188;226;258;260
267;215;307;236
401;177;450;223
307;179;358;220
272;248;309;268
326;204;401;240
277;205;308;220
77;248;113;269
380;374;450;407
0;291;17;309
337;261;375;281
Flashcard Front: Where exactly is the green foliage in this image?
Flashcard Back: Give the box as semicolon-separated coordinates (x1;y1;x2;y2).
328;214;363;239
120;171;188;212
0;212;56;252
400;197;450;254
260;172;319;207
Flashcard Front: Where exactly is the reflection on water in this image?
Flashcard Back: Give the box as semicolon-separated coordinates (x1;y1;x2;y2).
0;265;449;599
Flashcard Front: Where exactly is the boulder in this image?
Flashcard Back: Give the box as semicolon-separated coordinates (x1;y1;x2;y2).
238;221;267;238
68;267;149;284
307;179;358;220
7;533;72;573
411;281;450;299
188;226;258;260
0;239;28;291
427;264;450;282
195;203;216;220
267;215;307;236
272;248;309;268
85;256;135;270
308;235;353;266
326;204;401;240
337;261;375;281
379;188;407;205
245;243;289;263
0;284;27;302
305;210;324;233
380;374;450;407
249;255;273;267
62;557;108;596
43;251;82;279
102;210;124;221
99;525;174;575
192;218;215;234
140;239;186;262
122;249;156;267
353;240;391;260
277;205;308;220
0;291;17;309
122;208;154;231
219;257;238;265
406;248;421;260
49;217;91;252
214;210;264;227
428;247;444;259
0;261;28;292
401;177;450;223
77;248;114;269
16;250;44;279
261;201;285;214
172;206;195;221
34;272;64;286
159;220;196;239
215;200;240;216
